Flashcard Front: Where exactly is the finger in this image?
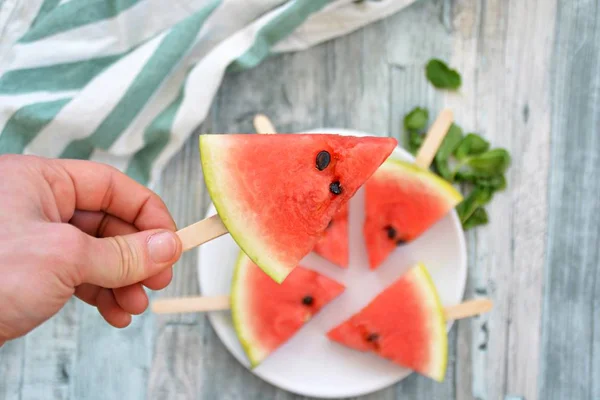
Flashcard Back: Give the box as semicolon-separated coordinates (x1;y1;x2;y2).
71;211;175;291
50;159;176;231
96;288;131;328
69;210;137;237
80;229;182;288
113;284;148;315
142;267;173;290
74;283;101;306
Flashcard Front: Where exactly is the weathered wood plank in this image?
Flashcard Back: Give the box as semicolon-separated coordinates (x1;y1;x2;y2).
539;1;600;400
19;299;78;400
499;2;555;398
0;339;25;400
0;1;581;399
445;2;481;397
70;301;154;400
444;1;555;399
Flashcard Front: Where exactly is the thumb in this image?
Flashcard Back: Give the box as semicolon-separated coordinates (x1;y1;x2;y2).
81;229;182;288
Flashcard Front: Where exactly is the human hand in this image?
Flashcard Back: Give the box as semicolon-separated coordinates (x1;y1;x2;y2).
0;155;182;346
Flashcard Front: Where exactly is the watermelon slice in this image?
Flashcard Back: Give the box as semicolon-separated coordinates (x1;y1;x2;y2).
364;157;462;269
327;263;447;381
200;133;396;282
312;203;349;268
231;251;345;367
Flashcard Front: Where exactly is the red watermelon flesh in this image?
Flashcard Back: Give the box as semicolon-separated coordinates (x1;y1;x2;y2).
312;203;349;268
327;263;448;381
364;158;462;269
231;252;345;367
201;133;396;282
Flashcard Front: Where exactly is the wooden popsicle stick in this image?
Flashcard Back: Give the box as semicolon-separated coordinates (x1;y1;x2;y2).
152;294;230;314
253;113;277;134
176;214;228;252
151;295;493;320
414;108;453;168
442;299;493;321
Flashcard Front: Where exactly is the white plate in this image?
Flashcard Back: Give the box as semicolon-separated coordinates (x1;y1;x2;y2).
197;128;467;398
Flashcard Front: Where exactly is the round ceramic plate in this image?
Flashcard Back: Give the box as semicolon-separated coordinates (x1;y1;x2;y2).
197;128;467;398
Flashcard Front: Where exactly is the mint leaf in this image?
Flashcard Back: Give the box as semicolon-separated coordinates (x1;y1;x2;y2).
434;123;463;181
475;174;507;191
454;133;490;160
465;148;511;176
462;207;489;230
404;107;429;132
455;171;507;191
408;131;424;155
456;186;493;224
426;59;462;90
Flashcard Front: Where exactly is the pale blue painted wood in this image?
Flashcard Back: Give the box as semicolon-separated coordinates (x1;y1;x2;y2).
539;1;600;399
1;0;598;399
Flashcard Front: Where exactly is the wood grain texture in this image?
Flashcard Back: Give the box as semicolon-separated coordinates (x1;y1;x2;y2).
1;0;598;399
20;299;78;400
0;339;24;400
445;2;556;400
539;1;600;400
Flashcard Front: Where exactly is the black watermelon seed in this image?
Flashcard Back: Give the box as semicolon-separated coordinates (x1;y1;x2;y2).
327;220;333;229
316;151;331;170
384;225;397;240
329;181;342;195
396;239;407;246
302;295;314;306
366;333;380;342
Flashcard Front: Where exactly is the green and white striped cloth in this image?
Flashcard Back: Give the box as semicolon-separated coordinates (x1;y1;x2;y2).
0;0;414;187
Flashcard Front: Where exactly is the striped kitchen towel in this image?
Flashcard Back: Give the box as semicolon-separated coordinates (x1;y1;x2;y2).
0;0;415;188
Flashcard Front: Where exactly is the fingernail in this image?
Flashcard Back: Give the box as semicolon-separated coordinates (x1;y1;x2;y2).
147;231;177;263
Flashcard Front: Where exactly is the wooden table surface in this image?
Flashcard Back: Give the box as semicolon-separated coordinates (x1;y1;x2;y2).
1;0;599;399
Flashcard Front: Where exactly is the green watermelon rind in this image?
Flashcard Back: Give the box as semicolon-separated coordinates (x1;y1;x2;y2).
199;135;289;283
411;262;448;382
230;251;267;368
384;157;463;204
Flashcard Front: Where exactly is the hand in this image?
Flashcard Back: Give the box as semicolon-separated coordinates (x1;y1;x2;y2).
0;155;182;346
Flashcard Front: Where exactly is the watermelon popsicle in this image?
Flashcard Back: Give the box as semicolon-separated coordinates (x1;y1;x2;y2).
363;158;462;269
327;263;447;381
311;109;461;269
196;133;396;283
230;251;345;367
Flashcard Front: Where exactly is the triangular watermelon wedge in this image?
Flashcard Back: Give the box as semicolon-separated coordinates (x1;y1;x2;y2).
312;203;349;268
200;133;396;282
231;251;345;367
364;157;462;269
327;263;448;381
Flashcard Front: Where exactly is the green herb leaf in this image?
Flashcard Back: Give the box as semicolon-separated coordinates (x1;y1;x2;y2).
434;123;463;181
425;59;462;90
465;148;511;176
454;171;507;191
475;174;507;191
454;133;490;160
404;107;429;132
456;185;493;223
462;207;489;230
408;131;424;155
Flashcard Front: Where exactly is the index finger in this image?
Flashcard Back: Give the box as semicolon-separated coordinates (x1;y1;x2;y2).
52;159;177;231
